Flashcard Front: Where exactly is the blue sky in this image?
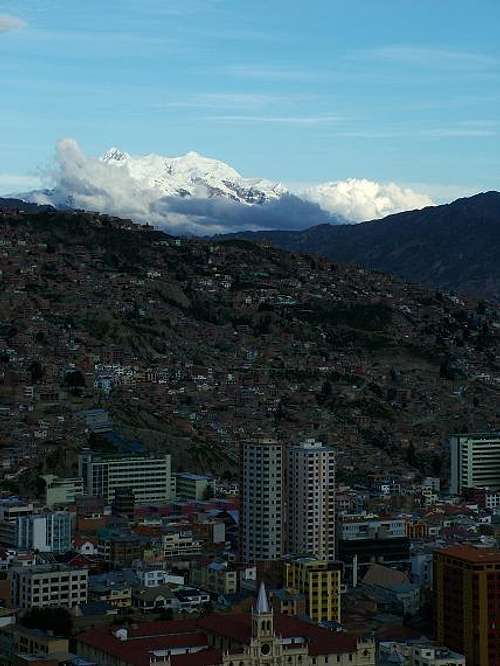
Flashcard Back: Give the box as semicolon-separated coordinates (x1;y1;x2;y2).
0;0;499;199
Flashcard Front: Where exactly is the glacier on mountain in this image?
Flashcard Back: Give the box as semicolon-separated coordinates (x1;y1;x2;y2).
20;139;433;234
100;146;287;205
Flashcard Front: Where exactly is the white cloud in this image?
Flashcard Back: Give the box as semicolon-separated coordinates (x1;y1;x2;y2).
404;182;482;204
210;114;341;125
224;64;324;80
419;127;496;138
37;137;179;226
331;124;498;139
156;92;311;110
23;139;436;234
353;46;497;71
0;15;26;33
300;179;433;221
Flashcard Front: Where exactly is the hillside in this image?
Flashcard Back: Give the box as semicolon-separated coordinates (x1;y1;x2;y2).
1;199;500;489
222;192;500;302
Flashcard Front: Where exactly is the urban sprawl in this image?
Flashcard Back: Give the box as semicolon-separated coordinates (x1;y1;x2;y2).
0;206;499;666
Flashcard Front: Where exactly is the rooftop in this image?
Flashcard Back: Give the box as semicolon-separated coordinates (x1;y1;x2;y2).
176;473;213;481
198;613;359;656
11;563;87;575
77;621;217;666
437;544;500;564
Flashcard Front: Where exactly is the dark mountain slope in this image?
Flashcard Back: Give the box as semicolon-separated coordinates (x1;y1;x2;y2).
0;204;499;484
222;192;500;301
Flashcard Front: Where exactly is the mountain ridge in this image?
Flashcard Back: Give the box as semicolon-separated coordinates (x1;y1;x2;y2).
220;191;500;301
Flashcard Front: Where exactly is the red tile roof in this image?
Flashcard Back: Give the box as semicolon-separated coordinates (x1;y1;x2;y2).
127;619;202;638
78;614;361;665
198;614;358;656
171;649;222;666
437;544;500;564
77;625;210;666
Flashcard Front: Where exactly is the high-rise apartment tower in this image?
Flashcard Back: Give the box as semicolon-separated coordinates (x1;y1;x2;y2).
240;438;284;562
287;438;335;560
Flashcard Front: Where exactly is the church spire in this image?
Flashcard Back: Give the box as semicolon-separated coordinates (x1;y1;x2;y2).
256;581;270;614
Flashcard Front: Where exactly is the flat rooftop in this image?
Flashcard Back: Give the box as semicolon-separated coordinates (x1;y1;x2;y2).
177;473;212;481
437;544;500;564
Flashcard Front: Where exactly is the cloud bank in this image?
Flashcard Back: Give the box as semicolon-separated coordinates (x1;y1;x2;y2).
301;179;433;221
0;15;26;33
27;139;433;235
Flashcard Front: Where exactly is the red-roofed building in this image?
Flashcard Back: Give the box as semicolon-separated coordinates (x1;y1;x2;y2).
76;622;220;666
76;584;375;666
74;535;98;556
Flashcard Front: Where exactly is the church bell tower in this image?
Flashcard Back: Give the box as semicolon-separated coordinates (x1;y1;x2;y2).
252;581;274;640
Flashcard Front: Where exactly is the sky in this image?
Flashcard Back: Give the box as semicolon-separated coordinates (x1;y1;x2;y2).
0;0;499;219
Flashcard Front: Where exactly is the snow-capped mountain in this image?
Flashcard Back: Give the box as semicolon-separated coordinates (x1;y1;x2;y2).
100;147;288;205
18;139;433;235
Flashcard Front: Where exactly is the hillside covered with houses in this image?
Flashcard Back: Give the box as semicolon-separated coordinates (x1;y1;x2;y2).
1;200;500;492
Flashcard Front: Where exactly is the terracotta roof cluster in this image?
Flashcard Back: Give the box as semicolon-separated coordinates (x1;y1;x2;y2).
77;621;216;666
198;613;359;656
77;614;360;665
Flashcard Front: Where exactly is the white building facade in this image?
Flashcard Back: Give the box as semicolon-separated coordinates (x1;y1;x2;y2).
287;438;336;560
16;512;72;553
240;438;284;562
78;449;172;504
449;432;500;495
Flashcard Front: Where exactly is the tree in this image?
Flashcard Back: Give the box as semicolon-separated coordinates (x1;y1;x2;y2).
406;442;417;467
158;608;174;621
64;369;86;388
321;380;333;398
202;483;214;501
29;360;44;384
431;453;442;476
21;607;73;638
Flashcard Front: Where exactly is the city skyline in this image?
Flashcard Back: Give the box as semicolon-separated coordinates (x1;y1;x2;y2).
0;3;499;664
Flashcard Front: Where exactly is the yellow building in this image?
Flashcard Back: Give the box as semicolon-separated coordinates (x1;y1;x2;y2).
270;588;306;617
284;557;341;623
0;624;70;664
89;581;132;608
191;560;239;595
405;520;428;539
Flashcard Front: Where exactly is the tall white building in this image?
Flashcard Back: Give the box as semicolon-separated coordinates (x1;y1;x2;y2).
287;438;336;560
78;449;172;504
449;432;500;495
16;512;72;553
240;438;284;562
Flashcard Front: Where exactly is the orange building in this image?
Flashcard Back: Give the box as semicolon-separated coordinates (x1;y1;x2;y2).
434;545;500;666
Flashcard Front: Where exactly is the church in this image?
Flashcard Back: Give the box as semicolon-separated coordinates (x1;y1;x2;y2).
77;583;375;666
199;582;375;666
